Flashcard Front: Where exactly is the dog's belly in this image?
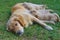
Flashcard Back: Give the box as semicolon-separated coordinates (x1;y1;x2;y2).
31;12;51;20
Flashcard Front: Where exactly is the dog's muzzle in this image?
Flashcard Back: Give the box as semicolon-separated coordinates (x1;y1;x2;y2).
16;28;24;36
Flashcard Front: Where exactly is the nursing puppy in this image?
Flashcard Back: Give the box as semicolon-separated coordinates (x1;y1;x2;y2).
7;3;59;36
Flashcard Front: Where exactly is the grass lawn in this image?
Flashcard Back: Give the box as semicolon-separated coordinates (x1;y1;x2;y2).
0;0;60;40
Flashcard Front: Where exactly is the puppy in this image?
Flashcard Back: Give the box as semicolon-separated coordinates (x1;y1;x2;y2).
7;2;59;36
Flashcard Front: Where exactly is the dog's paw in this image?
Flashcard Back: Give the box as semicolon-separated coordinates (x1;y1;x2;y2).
44;26;53;31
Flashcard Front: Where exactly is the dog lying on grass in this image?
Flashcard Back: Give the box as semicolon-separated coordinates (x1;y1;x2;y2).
7;2;60;36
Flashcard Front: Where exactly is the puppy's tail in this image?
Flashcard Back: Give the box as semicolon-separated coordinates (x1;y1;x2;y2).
32;16;53;31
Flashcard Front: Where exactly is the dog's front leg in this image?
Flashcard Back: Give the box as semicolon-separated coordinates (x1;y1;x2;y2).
30;15;53;31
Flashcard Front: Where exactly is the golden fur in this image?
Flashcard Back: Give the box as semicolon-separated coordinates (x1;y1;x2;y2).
7;2;60;35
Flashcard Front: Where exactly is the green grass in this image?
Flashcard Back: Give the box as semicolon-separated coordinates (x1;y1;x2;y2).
0;0;60;40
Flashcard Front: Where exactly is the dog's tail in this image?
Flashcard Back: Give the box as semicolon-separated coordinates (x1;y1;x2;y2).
32;16;53;31
53;13;60;22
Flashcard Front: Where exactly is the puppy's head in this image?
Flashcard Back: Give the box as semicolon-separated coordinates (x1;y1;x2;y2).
7;16;27;36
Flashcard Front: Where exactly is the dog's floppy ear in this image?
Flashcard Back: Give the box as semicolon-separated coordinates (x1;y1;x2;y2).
14;15;27;27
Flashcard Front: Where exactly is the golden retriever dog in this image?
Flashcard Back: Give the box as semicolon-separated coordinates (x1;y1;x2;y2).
7;2;60;36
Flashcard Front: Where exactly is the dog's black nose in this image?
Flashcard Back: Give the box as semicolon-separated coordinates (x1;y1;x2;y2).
16;31;23;35
17;31;21;35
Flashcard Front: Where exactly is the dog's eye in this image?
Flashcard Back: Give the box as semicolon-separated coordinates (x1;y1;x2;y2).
15;23;17;26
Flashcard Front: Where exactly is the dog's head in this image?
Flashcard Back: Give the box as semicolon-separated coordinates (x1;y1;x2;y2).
7;15;28;36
